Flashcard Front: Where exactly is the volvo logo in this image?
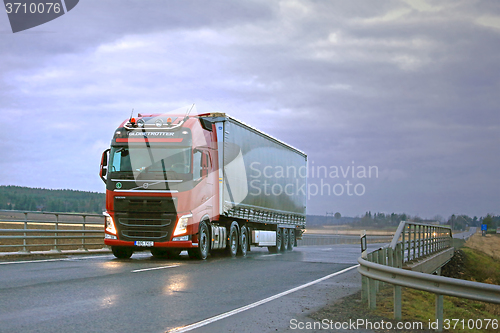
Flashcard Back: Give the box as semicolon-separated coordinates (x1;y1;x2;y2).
143;182;149;189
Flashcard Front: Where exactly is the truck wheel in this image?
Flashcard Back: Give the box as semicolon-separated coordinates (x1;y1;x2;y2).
282;228;289;252
189;221;209;260
112;246;133;259
238;226;248;257
226;222;239;257
267;228;283;253
288;229;295;251
277;228;284;252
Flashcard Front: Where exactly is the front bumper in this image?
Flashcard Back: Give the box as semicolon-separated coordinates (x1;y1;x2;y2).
104;239;198;248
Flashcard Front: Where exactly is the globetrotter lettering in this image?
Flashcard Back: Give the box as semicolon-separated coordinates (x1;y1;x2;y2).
128;132;175;136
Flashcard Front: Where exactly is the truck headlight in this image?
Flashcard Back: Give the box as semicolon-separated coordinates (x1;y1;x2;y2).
104;212;117;235
173;214;192;236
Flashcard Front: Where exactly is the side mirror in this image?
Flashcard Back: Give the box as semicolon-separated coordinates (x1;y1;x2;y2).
100;149;110;183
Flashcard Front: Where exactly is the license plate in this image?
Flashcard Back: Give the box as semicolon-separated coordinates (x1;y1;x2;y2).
135;241;154;247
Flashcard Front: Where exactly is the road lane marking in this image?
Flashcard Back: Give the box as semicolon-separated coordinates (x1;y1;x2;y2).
0;255;115;265
132;265;179;273
166;264;359;333
260;254;281;257
0;258;70;265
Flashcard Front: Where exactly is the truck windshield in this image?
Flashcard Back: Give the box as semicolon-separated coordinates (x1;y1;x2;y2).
110;147;191;176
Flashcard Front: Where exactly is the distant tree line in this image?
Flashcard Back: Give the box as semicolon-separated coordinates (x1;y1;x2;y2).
353;211;500;231
0;186;105;214
353;212;414;227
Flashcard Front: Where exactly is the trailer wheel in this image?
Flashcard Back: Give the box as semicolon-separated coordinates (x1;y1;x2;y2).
282;228;289;252
188;221;209;260
268;227;283;253
288;229;295;251
226;222;239;257
112;246;133;259
238;226;248;257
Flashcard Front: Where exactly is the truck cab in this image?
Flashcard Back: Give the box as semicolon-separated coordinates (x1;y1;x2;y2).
100;107;218;259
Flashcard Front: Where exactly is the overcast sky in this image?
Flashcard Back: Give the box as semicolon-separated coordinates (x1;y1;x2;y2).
0;0;498;218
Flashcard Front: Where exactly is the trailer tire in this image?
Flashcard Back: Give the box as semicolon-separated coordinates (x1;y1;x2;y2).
268;227;283;253
288;229;295;251
282;228;289;252
188;221;209;260
238;226;248;257
112;246;133;259
226;222;239;258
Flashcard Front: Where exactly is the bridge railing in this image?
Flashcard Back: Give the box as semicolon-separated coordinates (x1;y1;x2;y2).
358;221;500;332
0;209;105;253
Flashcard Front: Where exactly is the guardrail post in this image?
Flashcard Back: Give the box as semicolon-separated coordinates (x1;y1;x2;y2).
412;225;416;261
425;225;429;255
418;225;421;259
361;275;368;303
387;247;394;267
20;212;30;254
366;252;377;309
394;285;402;320
402;227;406;264
368;276;377;309
79;215;88;252
373;252;380;292
395;243;402;268
51;214;61;253
378;249;385;288
435;294;443;332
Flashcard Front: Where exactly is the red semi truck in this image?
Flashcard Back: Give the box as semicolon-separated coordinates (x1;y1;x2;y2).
99;107;307;259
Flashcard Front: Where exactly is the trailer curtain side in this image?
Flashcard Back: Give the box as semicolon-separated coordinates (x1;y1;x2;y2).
221;118;307;226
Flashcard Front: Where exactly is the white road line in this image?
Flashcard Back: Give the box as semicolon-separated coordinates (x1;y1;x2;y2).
0;258;70;265
0;255;115;265
132;265;180;273
260;254;281;257
166;264;359;333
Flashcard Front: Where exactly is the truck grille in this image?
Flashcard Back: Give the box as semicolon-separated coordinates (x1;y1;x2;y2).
119;218;171;227
122;230;168;239
114;196;177;242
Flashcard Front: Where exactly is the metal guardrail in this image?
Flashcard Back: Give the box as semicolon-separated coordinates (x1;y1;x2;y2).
389;221;453;267
0;210;105;253
358;221;500;332
298;234;393;246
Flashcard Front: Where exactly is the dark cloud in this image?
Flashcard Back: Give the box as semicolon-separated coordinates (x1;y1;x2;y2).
0;0;498;217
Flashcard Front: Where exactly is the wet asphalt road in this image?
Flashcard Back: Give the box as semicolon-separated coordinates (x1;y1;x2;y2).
0;243;385;333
